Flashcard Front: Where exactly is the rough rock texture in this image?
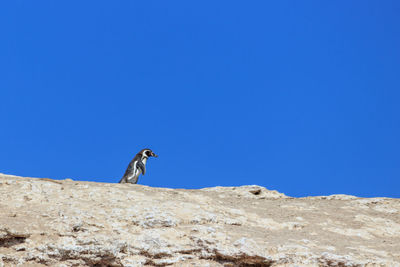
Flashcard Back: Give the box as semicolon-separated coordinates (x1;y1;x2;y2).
0;173;399;267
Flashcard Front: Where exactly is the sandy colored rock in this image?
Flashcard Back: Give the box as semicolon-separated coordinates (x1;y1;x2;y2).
0;173;399;266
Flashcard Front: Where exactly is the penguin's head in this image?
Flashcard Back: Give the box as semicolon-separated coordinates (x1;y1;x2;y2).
140;148;158;158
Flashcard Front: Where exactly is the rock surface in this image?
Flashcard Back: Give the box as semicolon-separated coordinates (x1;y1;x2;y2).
0;173;399;267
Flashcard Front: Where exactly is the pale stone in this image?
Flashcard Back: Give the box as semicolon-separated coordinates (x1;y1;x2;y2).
0;173;399;266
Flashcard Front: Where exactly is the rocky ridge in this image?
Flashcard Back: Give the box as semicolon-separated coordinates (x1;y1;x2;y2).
0;173;399;266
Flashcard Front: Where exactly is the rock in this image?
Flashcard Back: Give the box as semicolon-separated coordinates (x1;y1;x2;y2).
0;173;399;266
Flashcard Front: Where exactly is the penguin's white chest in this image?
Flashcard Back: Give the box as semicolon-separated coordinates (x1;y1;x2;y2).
126;162;141;183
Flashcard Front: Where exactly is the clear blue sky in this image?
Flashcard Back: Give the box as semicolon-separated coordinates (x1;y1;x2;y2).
1;1;399;197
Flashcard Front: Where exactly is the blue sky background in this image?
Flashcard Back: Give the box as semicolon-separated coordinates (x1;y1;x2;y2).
1;1;399;197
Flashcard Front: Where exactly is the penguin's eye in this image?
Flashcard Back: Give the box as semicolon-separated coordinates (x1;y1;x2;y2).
146;151;151;156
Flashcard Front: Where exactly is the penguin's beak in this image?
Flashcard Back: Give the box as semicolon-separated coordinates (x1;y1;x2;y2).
151;152;158;158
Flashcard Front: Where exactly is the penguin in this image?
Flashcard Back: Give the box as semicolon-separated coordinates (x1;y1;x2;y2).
119;148;158;184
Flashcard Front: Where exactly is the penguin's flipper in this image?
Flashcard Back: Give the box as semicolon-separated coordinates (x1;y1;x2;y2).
137;160;146;175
